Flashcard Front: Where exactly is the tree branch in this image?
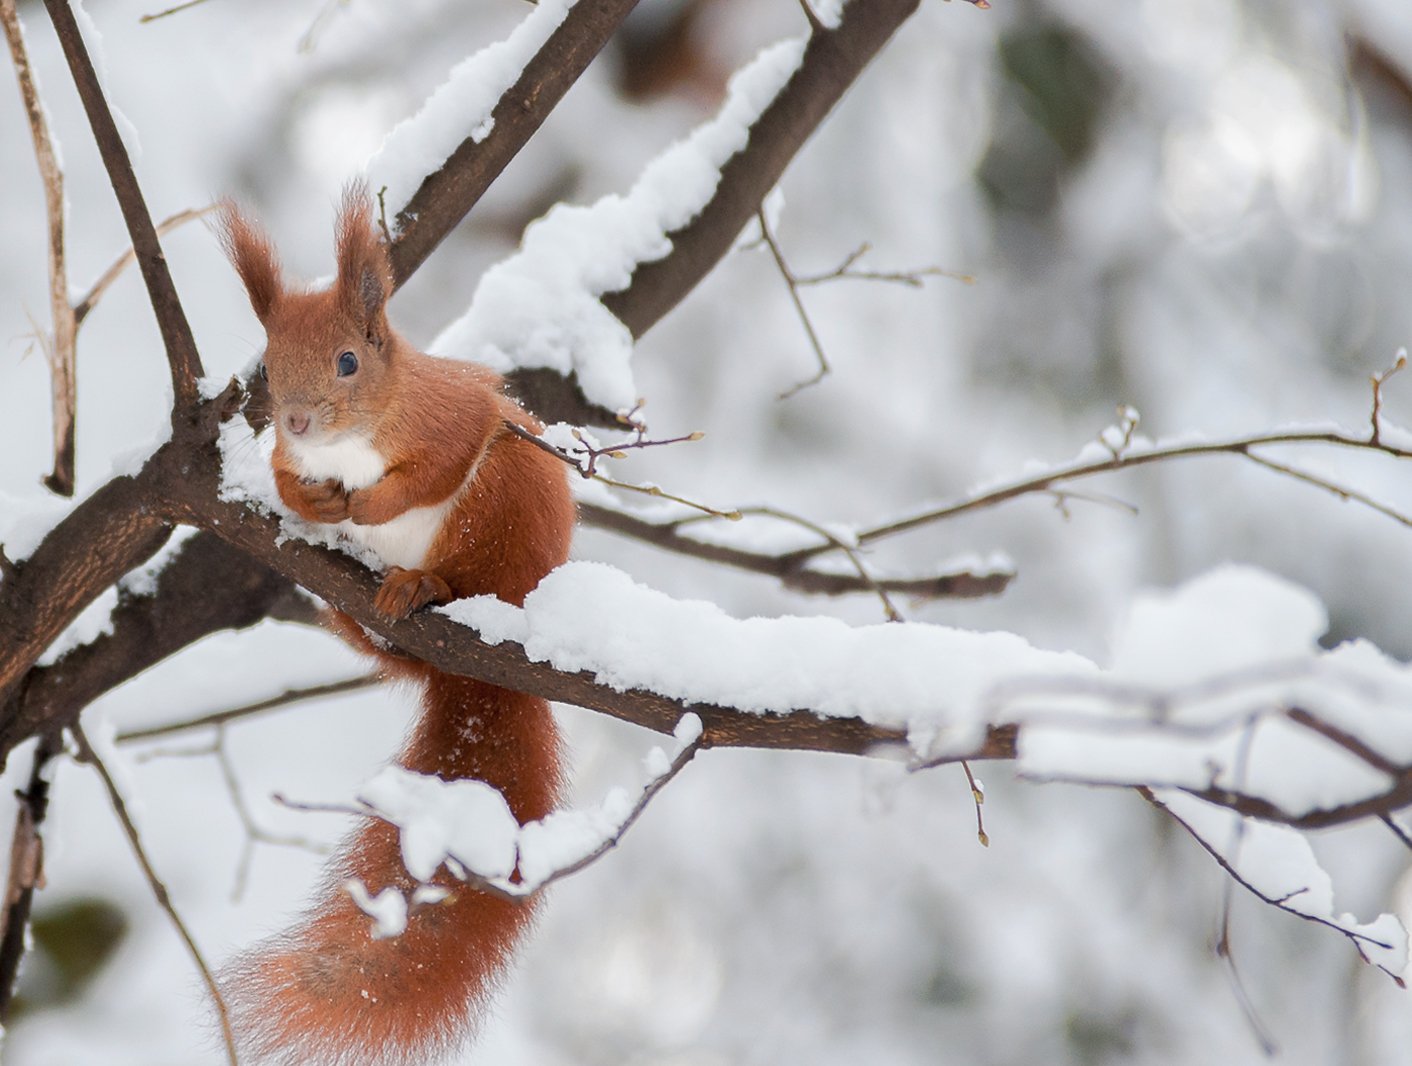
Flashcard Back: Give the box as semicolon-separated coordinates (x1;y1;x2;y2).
386;0;642;288
577;490;1013;603
40;0;204;415
3;530;302;760
602;0;921;340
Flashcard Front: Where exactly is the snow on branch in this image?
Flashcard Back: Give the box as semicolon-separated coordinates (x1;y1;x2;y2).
430;36;809;412
285;714;707;937
1008;568;1412;828
369;0;578;227
371;0;643;286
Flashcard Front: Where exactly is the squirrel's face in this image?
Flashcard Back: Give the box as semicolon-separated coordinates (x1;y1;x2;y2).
260;288;393;446
221;187;397;448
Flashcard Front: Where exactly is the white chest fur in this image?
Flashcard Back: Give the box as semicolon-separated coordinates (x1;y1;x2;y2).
285;432;455;572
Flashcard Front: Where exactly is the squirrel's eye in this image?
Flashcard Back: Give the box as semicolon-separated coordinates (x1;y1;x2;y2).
336;351;358;377
258;362;268;381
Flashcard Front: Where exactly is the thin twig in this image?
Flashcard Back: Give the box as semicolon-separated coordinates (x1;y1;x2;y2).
959;759;989;847
1370;349;1406;447
0;739;56;1022
2;0;77;496
138;0;212;23
1211;717;1279;1057
73;205;218;326
794;240;975;289
502;420;743;519
756;207;832;399
42;0;205;416
71;723;239;1065
116;674;381;743
1142;787;1405;985
1240;452;1412;530
529;734;703;891
735;506;901;621
1379;814;1412;852
785;427;1412;564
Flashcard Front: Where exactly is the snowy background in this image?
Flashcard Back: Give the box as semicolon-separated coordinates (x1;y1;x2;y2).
4;0;1412;1062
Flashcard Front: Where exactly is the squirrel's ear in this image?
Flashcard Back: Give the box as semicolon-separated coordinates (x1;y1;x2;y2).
334;182;392;337
217;201;283;325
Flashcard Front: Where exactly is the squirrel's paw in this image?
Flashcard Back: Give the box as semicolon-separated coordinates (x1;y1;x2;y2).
297;478;351;523
375;567;453;619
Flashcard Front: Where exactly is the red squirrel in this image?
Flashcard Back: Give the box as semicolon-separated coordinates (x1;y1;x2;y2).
217;187;574;1064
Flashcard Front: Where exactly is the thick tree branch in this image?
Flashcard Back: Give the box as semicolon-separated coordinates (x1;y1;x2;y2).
602;0;920;340
41;0;204;414
0;466;173;709
3;531;302;760
386;0;642;288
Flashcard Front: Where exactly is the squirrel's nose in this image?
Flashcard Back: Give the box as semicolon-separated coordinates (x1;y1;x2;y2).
284;410;311;436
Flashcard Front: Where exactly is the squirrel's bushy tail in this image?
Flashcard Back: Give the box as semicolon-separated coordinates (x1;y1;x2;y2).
222;671;561;1066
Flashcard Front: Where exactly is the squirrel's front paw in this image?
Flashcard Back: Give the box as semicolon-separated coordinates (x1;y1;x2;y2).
345;487;383;526
298;479;351;523
375;567;453;619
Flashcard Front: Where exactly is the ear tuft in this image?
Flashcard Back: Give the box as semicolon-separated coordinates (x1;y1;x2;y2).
335;181;392;330
217;200;283;325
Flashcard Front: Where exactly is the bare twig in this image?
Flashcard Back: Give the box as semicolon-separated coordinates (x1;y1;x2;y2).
736;506;902;621
1145;786;1406;986
139;0;213;23
73;205;218;326
1370;349;1406;447
960;759;988;847
794;240;975;289
756;207;832;399
2;0;77;495
42;0;205;416
71;723;239;1064
116;674;381;743
1379;814;1412;853
501;420;743;519
526;731;702;891
0;739;56;1022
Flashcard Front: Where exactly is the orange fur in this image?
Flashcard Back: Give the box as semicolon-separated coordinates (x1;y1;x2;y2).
219;187;573;1065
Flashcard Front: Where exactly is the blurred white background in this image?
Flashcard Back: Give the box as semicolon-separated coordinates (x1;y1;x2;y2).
3;0;1412;1062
